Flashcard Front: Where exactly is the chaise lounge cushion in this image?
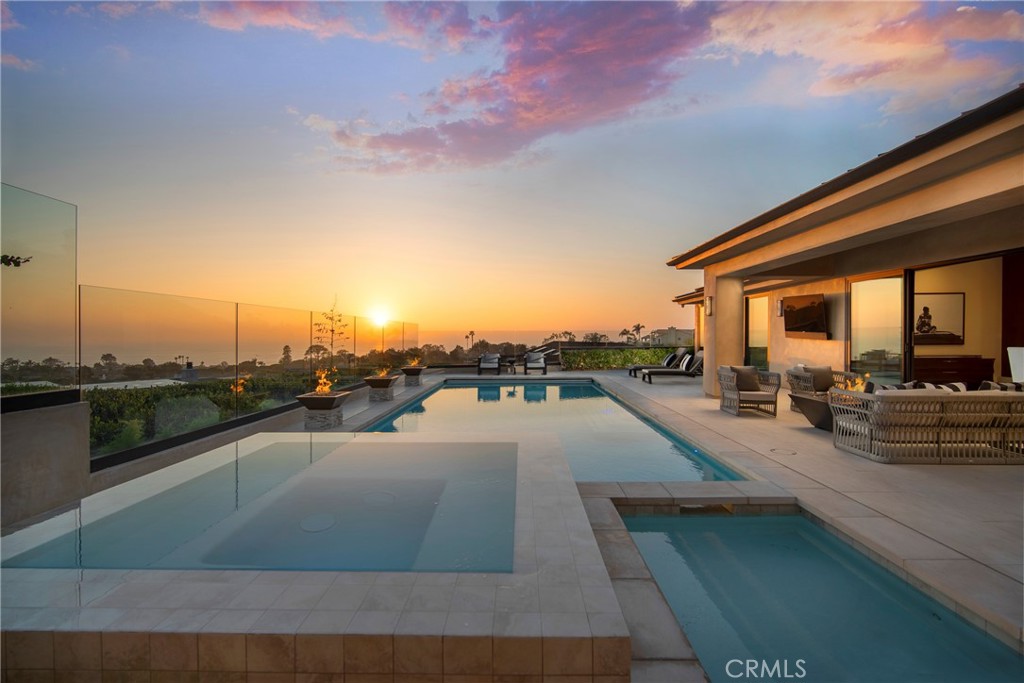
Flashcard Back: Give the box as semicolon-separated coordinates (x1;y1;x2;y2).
730;366;760;391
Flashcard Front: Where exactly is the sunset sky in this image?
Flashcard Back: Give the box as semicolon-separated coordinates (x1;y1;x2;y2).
2;1;1021;348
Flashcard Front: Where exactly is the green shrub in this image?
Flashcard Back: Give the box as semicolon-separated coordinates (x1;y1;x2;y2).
98;419;144;455
561;347;690;370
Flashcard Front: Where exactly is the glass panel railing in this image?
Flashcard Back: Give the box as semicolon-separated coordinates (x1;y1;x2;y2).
79;286;419;460
0;184;78;398
80;286;236;457
237;303;312;417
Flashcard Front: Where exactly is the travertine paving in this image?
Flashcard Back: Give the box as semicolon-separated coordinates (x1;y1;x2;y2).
593;370;1024;653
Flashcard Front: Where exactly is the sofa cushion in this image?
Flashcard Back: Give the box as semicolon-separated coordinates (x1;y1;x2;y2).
730;365;760;391
805;366;834;392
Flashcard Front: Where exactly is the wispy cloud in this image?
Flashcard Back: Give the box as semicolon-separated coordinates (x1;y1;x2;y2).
708;2;1023;114
196;1;361;40
1;53;38;71
303;2;712;173
97;2;140;20
1;1;22;30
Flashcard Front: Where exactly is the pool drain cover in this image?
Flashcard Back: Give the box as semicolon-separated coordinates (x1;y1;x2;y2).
300;513;336;533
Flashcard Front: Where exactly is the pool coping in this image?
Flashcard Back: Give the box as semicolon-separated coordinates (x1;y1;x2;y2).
1;432;632;681
590;373;1024;655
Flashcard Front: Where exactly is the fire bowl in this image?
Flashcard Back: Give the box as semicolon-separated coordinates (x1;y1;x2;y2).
296;391;350;411
364;375;400;389
400;366;426;376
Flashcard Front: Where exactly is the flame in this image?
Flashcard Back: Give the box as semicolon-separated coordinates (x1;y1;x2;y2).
375;367;391;377
314;368;334;395
844;372;870;392
407;357;421;367
231;378;246;394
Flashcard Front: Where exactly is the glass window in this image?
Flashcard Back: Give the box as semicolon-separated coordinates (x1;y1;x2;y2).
849;277;903;384
745;296;769;369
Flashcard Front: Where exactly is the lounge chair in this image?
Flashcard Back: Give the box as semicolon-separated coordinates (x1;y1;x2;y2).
477;353;501;375
641;350;704;383
627;348;688;377
524;351;548;375
785;365;858;411
717;365;781;417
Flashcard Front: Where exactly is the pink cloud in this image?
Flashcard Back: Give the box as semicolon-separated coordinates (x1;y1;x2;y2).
709;2;1022;114
197;1;360;40
380;2;489;51
1;53;38;71
97;3;139;20
315;2;712;172
1;2;22;30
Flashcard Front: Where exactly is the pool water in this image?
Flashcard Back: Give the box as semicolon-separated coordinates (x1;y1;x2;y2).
368;380;738;482
628;515;1023;683
3;434;517;572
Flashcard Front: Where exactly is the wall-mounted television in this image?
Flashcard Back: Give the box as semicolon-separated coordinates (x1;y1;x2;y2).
783;294;829;340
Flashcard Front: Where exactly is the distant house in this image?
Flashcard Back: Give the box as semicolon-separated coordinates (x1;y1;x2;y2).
646;327;694;347
668;86;1024;394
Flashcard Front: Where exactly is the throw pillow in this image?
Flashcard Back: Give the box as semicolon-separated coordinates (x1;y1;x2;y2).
937;382;968;392
805;366;834;392
730;365;760;391
980;381;1023;391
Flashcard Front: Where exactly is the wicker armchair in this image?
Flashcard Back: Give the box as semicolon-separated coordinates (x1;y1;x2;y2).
717;366;782;417
786;366;858;411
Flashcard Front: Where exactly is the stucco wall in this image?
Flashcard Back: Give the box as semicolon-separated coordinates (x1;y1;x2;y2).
767;278;848;375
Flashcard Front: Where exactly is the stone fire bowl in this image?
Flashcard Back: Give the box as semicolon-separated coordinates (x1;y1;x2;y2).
364;375;400;389
296;391;350;411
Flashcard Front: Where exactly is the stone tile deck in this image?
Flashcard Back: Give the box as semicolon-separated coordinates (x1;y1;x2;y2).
3;367;1021;683
592;370;1024;653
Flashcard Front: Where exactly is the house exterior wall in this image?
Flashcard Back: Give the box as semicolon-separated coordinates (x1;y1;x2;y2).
766;279;848;376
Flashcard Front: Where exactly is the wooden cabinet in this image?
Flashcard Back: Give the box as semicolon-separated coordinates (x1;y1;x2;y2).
912;356;994;389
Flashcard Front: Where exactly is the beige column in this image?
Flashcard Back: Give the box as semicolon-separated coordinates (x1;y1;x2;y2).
702;275;745;396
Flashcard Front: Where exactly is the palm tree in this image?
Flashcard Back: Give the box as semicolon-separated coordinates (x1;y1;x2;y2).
631;323;645;345
562;330;576;342
468;330;475;348
618;328;631;344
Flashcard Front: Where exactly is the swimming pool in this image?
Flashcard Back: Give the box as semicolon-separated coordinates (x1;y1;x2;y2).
3;433;517;572
367;379;739;482
628;515;1024;682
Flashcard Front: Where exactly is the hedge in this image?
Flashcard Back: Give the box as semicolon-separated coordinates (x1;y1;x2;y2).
560;347;691;371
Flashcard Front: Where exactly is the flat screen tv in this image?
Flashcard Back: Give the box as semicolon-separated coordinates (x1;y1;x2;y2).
783;294;829;339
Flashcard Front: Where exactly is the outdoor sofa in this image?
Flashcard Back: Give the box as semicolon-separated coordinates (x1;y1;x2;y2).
717;365;782;417
829;385;1024;464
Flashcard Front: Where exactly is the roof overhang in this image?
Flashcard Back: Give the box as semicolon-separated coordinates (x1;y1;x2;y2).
666;86;1024;275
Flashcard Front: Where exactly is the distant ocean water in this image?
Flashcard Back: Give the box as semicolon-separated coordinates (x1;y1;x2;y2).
418;329;649;350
